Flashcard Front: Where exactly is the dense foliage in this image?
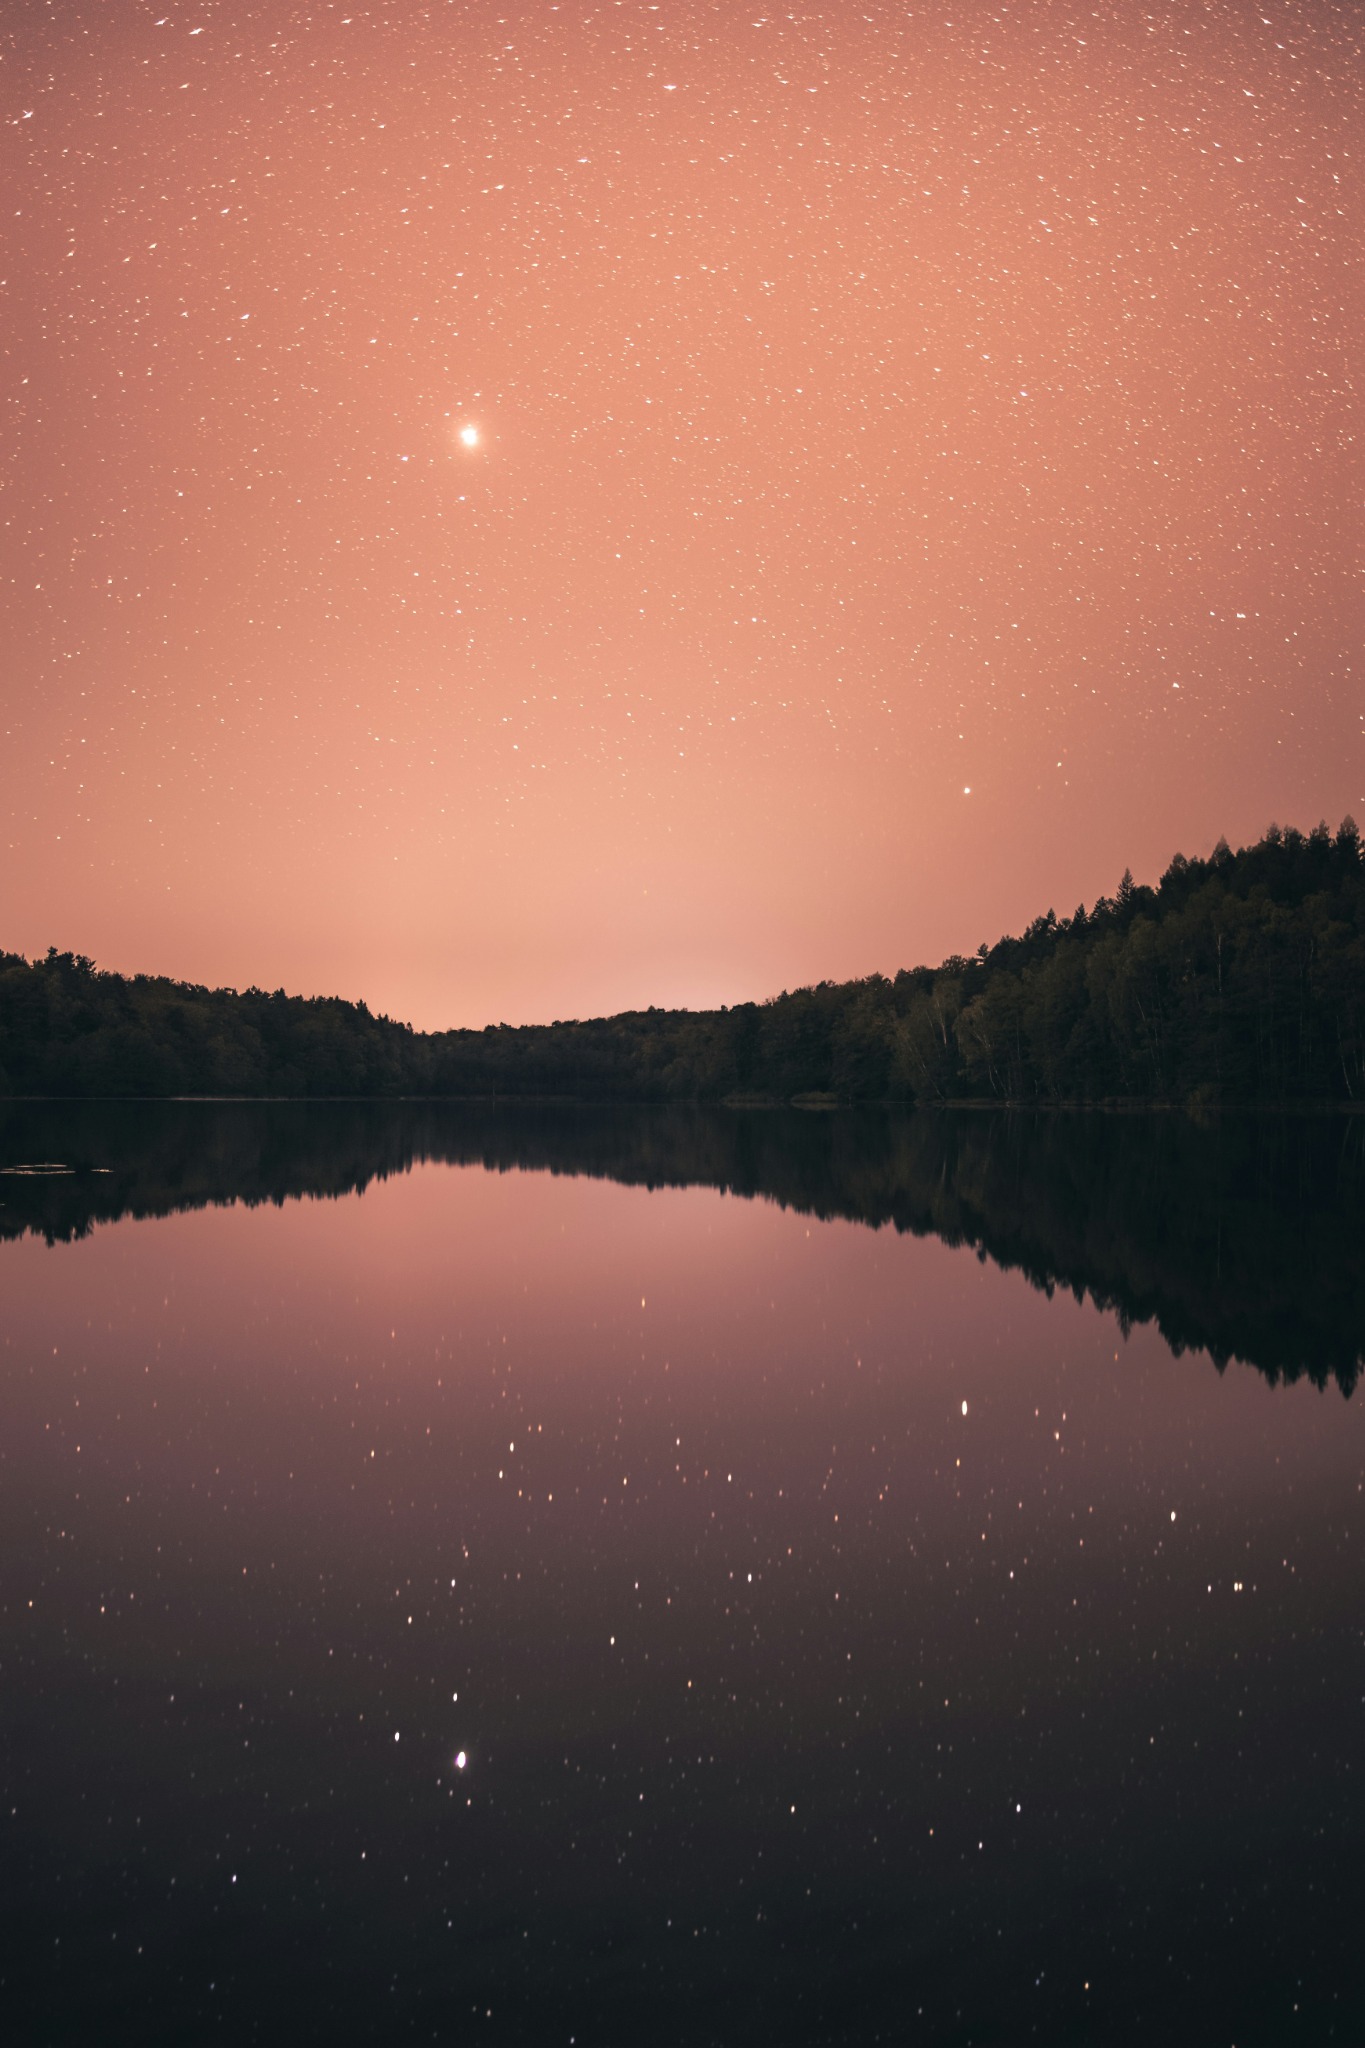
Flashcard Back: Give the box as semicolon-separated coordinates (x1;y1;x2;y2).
3;818;1363;1102
0;962;421;1099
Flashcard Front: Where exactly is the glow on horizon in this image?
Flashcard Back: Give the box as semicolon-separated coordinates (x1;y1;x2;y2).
3;1;1360;1031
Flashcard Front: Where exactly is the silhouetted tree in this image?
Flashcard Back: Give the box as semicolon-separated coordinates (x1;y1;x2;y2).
3;819;1362;1103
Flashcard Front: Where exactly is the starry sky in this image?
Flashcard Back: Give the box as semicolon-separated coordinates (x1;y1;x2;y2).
4;0;1361;1028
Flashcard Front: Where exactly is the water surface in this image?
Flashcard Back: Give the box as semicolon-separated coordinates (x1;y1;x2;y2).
3;1105;1363;2045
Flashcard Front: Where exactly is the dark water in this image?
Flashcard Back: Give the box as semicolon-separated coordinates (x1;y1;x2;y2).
2;1103;1364;2045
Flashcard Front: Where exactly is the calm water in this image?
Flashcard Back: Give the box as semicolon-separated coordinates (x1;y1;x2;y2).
2;1104;1364;2046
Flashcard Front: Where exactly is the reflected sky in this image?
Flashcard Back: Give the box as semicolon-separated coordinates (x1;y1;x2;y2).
3;1129;1365;2043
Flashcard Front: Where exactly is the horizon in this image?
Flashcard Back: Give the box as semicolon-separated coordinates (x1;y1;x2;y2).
16;810;1356;1037
5;1;1361;1032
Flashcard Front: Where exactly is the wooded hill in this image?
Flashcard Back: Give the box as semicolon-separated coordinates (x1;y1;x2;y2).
3;818;1362;1103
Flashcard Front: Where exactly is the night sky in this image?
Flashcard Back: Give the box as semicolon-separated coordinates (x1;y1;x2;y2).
5;0;1361;1028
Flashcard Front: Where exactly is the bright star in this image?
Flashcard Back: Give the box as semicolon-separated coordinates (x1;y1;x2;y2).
459;425;479;447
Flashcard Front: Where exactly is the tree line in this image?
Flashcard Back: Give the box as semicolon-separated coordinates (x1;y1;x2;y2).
2;817;1362;1103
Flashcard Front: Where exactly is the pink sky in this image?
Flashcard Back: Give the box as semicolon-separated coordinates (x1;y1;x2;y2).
4;0;1361;1028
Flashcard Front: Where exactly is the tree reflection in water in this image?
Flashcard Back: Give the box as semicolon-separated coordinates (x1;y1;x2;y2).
3;1099;1361;1394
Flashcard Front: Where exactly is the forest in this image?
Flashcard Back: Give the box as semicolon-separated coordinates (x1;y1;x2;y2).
2;818;1363;1103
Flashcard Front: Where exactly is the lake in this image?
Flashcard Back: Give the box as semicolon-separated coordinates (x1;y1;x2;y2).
3;1102;1364;2045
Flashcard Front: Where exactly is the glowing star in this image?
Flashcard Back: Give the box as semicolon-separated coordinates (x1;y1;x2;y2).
454;1750;467;1770
458;425;479;447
